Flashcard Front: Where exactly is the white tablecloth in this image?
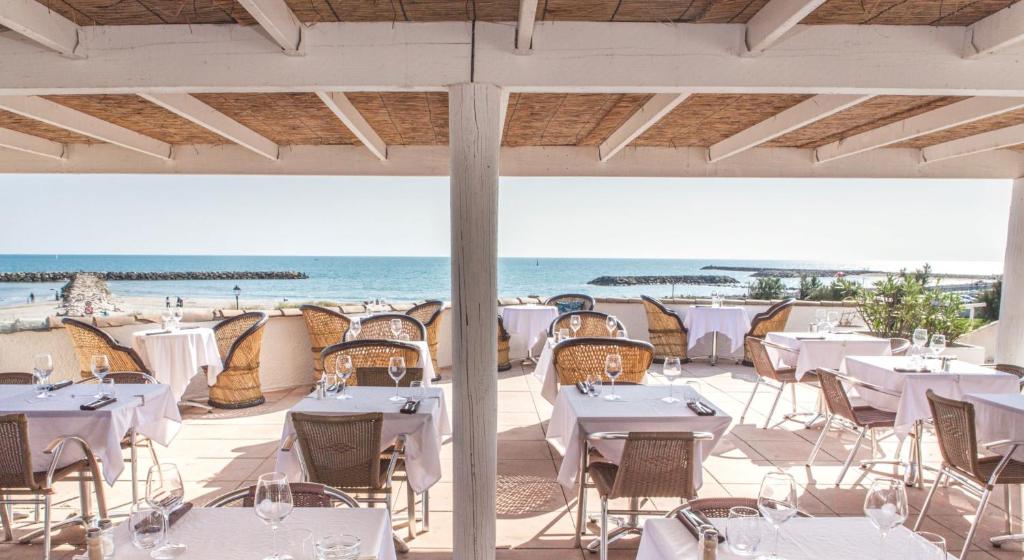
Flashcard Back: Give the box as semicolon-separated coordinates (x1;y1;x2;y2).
502;305;559;356
636;516;953;560
276;387;450;493
131;327;224;400
964;393;1024;461
0;383;181;484
766;331;891;380
546;385;731;490
113;508;396;560
683;306;751;353
842;355;1020;436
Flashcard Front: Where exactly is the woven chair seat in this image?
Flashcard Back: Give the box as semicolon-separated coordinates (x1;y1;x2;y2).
588;462;620;498
974;456;1024;485
686;497;811;518
850;406;897;428
773;367;798;382
0;460;93;494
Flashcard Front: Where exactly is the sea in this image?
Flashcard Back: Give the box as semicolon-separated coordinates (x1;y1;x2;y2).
0;254;1004;307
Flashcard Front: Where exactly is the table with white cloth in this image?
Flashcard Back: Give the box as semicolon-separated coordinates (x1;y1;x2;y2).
0;383;181;484
131;327;223;401
965;393;1024;461
683;306;751;364
766;331;892;380
276;386;451;493
501;304;559;361
546;384;731;491
533;337;652;404
635;516;953;560
113;508;397;560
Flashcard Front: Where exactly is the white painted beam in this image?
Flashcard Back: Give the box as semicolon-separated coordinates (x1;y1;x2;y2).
998;178;1024;364
599;93;689;162
744;0;828;55
964;1;1024;59
140;93;278;160
708;94;871;162
0;96;171;159
815;96;1024;163
515;0;539;52
921;123;1024;163
315;92;387;161
0;128;64;159
0;0;80;57
236;0;303;54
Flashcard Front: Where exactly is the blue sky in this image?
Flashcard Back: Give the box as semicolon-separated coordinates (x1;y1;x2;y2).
0;174;1012;264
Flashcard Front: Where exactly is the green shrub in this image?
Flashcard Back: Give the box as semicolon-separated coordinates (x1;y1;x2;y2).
976;279;1001;321
748;277;786;300
856;267;971;343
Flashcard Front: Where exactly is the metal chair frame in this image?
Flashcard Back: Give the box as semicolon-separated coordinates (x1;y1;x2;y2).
738;338;818;429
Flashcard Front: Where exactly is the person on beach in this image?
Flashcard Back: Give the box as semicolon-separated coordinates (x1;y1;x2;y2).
29;293;34;303
165;296;171;308
176;296;183;308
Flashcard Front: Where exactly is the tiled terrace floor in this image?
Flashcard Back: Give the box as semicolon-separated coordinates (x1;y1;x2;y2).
3;361;1023;559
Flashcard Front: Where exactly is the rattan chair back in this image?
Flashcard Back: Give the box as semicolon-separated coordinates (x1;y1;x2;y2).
995;363;1024;380
926;390;982;481
209;312;269;409
291;412;385;490
407;301;445;373
640;296;689;361
549;311;624;337
354;367;424;387
61;318;149;379
553;337;653;385
355;314;425;341
103;371;157;384
684;497;809;518
300;305;352;378
889;338;912;356
497;315;512;371
545;293;596;312
207;482;357;508
0;414;35;489
321;340;421;387
745;337;792;382
0;372;35;385
742;299;795;364
608;432;699;500
816;369;859;423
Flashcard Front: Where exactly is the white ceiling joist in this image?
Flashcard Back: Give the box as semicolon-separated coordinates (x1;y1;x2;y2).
140;93;279;160
708;94;871;162
744;0;829;55
236;0;304;54
815;96;1024;163
0;96;171;160
315;91;387;161
964;1;1024;58
921;123;1024;163
515;0;540;52
598;93;690;162
0;128;64;160
0;0;81;57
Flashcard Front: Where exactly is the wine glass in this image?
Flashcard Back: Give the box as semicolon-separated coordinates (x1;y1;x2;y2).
910;532;946;560
160;309;173;330
335;355;353;400
171;308;183;330
569;315;582;338
33;353;53;398
584;373;602;397
606;315;618;337
864;478;908;557
603;353;622;401
814;309;827;329
388;356;406;402
930;334;946;359
254;472;294;560
726;506;761;557
826;310;840;331
757;473;798;560
90;355;110;398
145;464;185;559
558;328;571;342
912;328;928;351
348;319;361;341
390;318;403;340
661;356;682;403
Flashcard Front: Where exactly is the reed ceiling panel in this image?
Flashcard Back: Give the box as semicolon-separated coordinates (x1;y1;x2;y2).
346;92;449;145
0;109;97;143
193;93;359;145
45;94;228;144
801;0;1019;25
32;0;254;25
892;108;1024;148
634;94;811;147
501;93;652;146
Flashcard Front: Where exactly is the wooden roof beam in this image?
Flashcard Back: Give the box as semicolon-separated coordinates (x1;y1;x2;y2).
236;0;304;54
516;0;540;52
964;1;1024;59
744;0;828;55
139;93;279;160
0;127;64;160
598;93;690;162
0;0;81;57
0;96;171;160
708;94;871;162
315;91;387;161
815;96;1024;163
922;123;1024;163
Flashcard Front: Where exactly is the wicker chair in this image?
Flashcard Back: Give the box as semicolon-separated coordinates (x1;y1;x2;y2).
497;315;512;372
670;497;811;519
914;391;1024;559
0;414;107;560
739;337;818;429
548;311;625;338
741;299;796;366
206;481;359;508
355;313;426;341
577;431;714;560
992;363;1024;389
545;293;595;313
889;337;912;356
61;318;150;380
553;337;654;386
0;372;35;385
354;367;424;387
321;340;421;387
209;312;269;409
407;301;445;379
640;296;690;363
300;305;352;380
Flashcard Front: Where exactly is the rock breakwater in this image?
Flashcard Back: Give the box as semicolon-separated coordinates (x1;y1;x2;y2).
0;271;308;282
589;275;739;286
62;273;118;316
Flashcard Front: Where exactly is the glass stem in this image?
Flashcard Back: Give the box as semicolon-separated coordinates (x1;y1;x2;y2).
774;525;780;558
669;379;674;399
395;381;400;399
162;510;171;545
272;524;279;558
611;378;616;397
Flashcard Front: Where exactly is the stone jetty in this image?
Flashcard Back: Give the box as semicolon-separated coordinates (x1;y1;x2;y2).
0;271;308;282
589;275;739;286
61;273;118;316
700;265;998;280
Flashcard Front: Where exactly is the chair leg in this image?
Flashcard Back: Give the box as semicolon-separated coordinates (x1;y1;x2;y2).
836;428;867;486
913;468;946;531
0;496;12;541
960;488;992;560
762;383;785;429
576;479;587;546
421;491;430;531
42;496;51;560
739;377;760;424
1005;485;1013;537
130;430;139;505
806;414;832;467
599;497;609;560
406;483;416;539
790;383;797;414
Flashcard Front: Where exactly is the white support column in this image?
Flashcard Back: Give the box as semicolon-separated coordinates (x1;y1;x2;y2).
998;177;1024;365
449;82;501;560
516;0;540;52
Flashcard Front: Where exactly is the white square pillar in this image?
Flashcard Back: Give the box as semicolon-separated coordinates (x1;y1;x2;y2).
997;177;1024;364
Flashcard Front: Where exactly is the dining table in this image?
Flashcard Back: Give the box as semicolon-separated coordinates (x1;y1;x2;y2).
131;326;224;402
683;305;751;365
964;392;1024;461
766;331;892;379
501;304;559;362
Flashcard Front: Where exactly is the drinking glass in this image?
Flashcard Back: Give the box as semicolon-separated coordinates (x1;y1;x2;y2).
864;478;908;557
335;355;353;400
757;472;798;560
558;328;571;342
316;535;361;560
388;356;406;402
814;309;827;328
254;472;294;560
910;532;946;560
726;506;761;557
912;328;928;351
410;380;427;401
33;353;53;398
603;353;622;401
282;528;314;560
616;329;627;338
390;318;403;339
826;310;840;331
128;501;165;553
606;315;618;337
160;309;173;330
570;315;582;338
91;355;110;398
661;356;682;403
584;374;602;397
171;308;183;330
145;464;185;560
930;334;946;359
348;319;361;341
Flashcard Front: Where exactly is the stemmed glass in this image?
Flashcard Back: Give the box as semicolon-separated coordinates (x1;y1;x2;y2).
912;328;928;352
348;319;361;341
606;315;618;337
160;309;173;330
33;353;53;398
826;311;840;331
603;353;622;401
930;334;946;359
570;315;582;338
864;478;908;558
254;472;294;560
814;309;827;331
335;355;353;400
661;356;682;403
390;318;403;340
145;464;186;560
388;356;406;402
171;308;183;330
757;472;798;560
91;355;110;398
